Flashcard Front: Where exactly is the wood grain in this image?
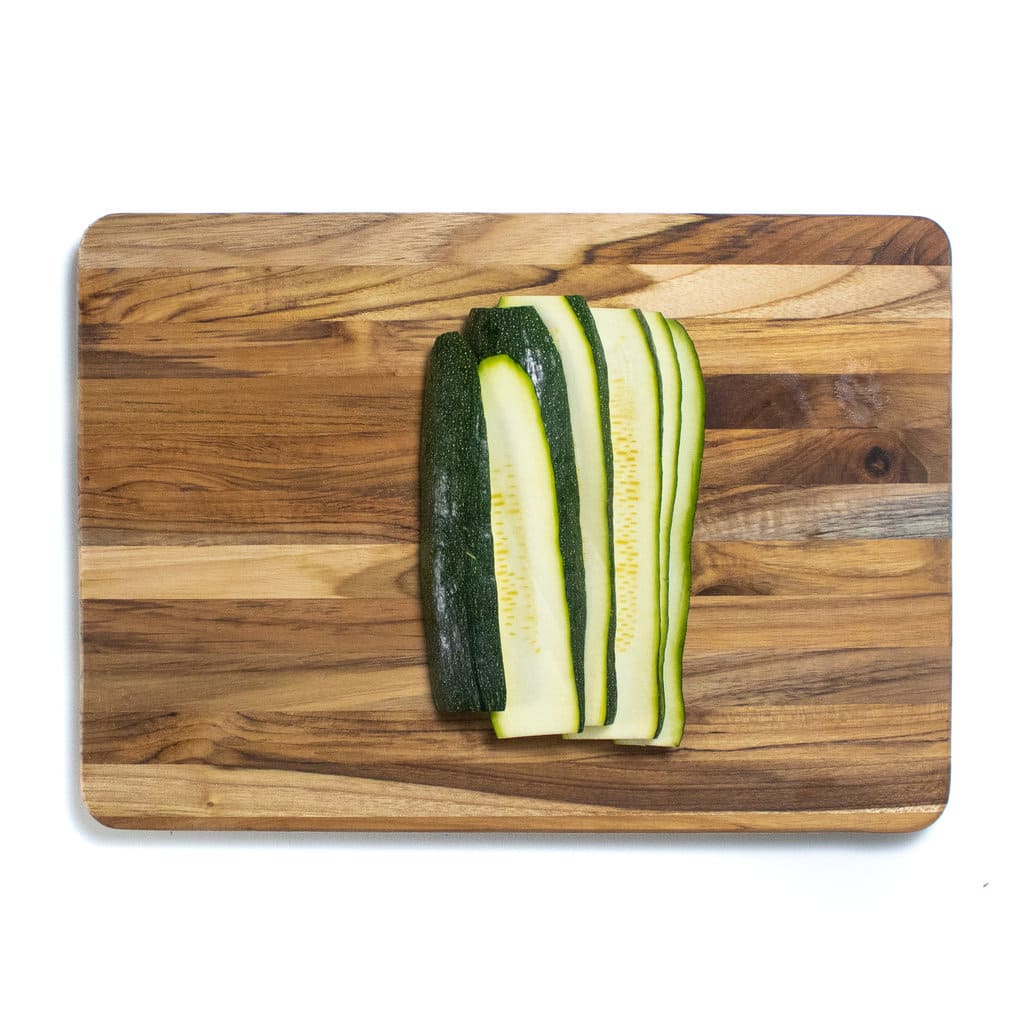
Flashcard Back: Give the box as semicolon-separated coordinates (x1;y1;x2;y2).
694;485;950;540
79;317;949;378
79;264;949;324
79;539;949;601
81;643;951;718
78;213;950;267
80;764;945;832
80;703;948;815
78;213;951;832
80;593;947;706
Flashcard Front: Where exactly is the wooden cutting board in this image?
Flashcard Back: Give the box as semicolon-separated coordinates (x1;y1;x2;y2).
78;213;951;832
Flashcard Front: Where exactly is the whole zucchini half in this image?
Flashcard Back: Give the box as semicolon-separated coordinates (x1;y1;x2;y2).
419;331;505;712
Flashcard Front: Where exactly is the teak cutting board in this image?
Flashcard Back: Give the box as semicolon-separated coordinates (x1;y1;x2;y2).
78;213;951;832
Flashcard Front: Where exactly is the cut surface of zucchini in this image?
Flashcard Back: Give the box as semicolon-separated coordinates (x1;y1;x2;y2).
626;319;705;747
616;311;681;741
466;306;586;730
498;294;616;726
574;308;661;741
478;355;580;739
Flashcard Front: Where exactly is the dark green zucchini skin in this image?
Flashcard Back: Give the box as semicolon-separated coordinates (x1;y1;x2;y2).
419;331;505;712
565;295;618;725
464;306;587;729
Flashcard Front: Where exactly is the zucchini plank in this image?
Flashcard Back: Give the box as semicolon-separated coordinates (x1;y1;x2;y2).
419;331;505;712
616;311;682;742
497;294;617;726
465;306;587;730
651;319;706;746
626;319;705;746
574;308;662;741
478;355;580;738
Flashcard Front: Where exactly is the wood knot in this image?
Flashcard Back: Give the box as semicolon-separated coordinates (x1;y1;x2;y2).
864;445;892;478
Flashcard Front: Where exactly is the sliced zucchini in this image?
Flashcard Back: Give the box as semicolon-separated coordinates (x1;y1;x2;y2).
419;331;505;712
478;355;580;738
625;319;705;746
574;308;662;741
615;311;682;743
497;294;616;727
651;319;705;746
465;306;587;730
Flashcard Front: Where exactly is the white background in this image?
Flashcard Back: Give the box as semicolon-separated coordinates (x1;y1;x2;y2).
4;1;1019;1020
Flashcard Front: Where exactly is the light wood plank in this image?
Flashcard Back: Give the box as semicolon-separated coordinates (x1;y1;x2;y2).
78;213;950;269
81;764;945;832
80;539;949;601
690;317;949;375
80;544;417;600
79;264;949;324
80;318;949;379
696;484;950;540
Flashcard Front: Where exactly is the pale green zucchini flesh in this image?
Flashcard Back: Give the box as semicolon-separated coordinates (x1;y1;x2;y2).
617;311;683;745
651;319;705;746
478;354;580;739
573;307;662;741
627;318;705;746
498;294;616;727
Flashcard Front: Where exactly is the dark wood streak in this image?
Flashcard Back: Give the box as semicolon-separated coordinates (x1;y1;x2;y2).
700;429;948;485
78;261;946;326
80;593;949;725
583;214;951;266
80;707;949;812
78;319;457;380
81;639;951;717
704;374;949;429
683;647;950;705
79;317;948;381
82;599;426;673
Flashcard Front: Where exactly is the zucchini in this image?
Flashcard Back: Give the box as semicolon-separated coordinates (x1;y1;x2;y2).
465;306;587;730
575;308;663;741
623;319;705;746
478;355;580;738
419;331;505;712
497;294;617;727
420;304;704;746
637;312;682;737
651;319;705;746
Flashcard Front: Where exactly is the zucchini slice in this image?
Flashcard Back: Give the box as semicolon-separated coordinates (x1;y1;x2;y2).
652;319;706;746
575;308;662;741
615;311;682;742
478;355;580;738
625;319;705;746
419;331;505;712
497;294;617;727
465;306;587;730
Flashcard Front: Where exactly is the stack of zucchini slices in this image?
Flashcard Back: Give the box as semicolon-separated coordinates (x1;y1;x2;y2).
420;296;704;746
